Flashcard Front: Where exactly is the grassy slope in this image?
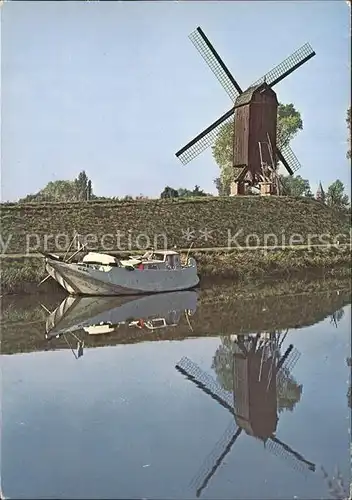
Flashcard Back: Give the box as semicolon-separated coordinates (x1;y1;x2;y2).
1;196;350;254
1;197;350;293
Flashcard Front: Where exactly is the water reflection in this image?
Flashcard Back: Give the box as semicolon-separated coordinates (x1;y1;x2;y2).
44;291;198;358
330;308;345;328
321;465;351;500
1;279;351;500
1;279;350;356
176;332;316;497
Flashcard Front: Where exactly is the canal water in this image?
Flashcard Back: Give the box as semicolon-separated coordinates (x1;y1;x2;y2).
1;280;351;499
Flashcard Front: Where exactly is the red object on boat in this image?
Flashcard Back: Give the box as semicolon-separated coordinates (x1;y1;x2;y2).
138;263;144;270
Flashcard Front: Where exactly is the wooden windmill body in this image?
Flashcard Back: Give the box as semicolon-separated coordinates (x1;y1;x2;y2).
175;27;316;196
232;82;279;195
233;339;278;439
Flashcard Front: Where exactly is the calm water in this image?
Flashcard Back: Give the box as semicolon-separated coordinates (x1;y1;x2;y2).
1;281;351;500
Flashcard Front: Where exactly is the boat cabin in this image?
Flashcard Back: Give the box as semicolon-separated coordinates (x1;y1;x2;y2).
140;250;181;269
80;250;182;271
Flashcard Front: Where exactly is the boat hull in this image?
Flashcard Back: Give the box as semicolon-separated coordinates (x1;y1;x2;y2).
45;258;200;296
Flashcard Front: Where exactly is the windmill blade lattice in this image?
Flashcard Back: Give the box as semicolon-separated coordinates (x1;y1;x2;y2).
176;356;234;413
266;435;316;474
189;27;242;102
277;143;302;174
251;43;316;89
276;347;301;391
191;422;242;498
190;420;237;490
278;346;301;376
176;109;234;165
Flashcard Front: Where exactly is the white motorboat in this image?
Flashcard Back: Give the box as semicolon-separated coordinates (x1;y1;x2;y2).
44;249;199;296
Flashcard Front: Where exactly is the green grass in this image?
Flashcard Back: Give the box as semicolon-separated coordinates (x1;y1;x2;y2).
0;246;350;295
1;196;350;255
0;257;49;295
194;246;352;280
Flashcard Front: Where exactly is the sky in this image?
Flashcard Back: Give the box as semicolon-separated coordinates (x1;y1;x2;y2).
1;0;351;202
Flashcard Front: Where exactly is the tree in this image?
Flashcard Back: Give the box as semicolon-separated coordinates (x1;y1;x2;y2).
192;185;207;196
211;337;234;392
212;103;303;195
178;185;209;197
276;103;303;146
276;368;302;413
20;180;77;202
213;177;226;196
347;106;351;160
177;187;191;197
160;186;179;199
19;171;94;202
326;179;350;212
87;180;93;200
74;170;91;200
279;174;313;197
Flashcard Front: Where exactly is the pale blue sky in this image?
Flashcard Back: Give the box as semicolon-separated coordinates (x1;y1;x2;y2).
1;0;351;201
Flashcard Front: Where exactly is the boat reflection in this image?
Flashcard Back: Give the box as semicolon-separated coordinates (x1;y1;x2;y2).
176;332;315;497
45;291;198;357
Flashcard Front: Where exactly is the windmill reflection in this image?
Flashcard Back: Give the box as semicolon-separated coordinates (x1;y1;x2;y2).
330;308;345;328
176;331;315;497
60;332;84;359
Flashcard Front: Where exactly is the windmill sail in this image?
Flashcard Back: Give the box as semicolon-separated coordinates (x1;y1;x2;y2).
176;28;315;169
175;108;235;165
277;143;302;175
251;43;316;89
176;356;234;412
191;422;242;498
189;27;243;102
277;345;301;376
266;436;316;474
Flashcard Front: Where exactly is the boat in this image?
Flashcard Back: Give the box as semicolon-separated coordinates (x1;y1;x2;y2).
43;249;199;296
45;290;198;339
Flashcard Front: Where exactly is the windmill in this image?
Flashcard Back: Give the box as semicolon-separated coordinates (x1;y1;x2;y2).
175;332;315;497
175;27;316;196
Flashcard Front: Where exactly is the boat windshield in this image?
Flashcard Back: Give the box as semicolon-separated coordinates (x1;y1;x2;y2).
142;251;165;262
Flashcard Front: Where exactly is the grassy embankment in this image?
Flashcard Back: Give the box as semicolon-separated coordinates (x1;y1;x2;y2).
1;273;351;355
1;196;351;294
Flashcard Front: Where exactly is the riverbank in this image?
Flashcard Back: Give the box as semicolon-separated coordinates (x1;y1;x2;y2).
1;196;350;294
0;245;351;295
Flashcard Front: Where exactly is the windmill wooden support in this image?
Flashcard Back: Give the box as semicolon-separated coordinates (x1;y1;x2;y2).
175;27;316;195
175;332;315;498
